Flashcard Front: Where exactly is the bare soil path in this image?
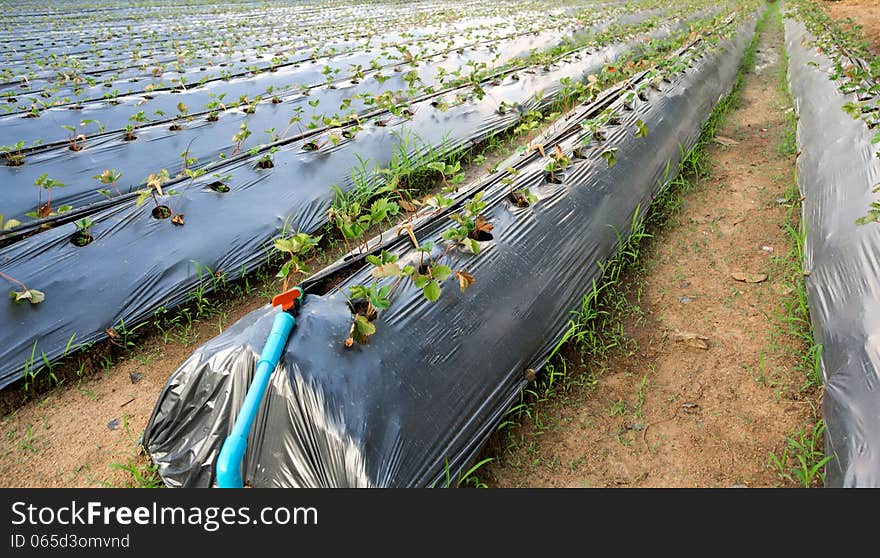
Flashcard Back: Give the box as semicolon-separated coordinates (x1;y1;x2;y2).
485;7;818;488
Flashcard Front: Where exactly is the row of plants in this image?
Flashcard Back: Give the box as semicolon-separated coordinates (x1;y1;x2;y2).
0;4;748;394
0;0;599;115
785;1;880;225
0;0;625;145
0;2;687;225
0;5;730;238
273;8;752;348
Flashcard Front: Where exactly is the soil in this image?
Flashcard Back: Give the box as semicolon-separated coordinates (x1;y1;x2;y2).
484;12;816;488
0;10;818;488
823;0;880;54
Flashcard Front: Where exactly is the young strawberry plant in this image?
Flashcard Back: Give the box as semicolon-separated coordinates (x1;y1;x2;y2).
231;122;251;156
2;141;26;166
94;169;122;198
71;217;94;246
135;169;175;219
27;174;70;219
344;198;485;347
169;102;189;131
273;232;320;291
256;147;279;169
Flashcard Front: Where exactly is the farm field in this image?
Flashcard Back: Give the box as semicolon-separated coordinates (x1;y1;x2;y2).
0;0;878;488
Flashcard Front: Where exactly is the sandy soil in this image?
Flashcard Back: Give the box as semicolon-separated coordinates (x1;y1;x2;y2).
824;0;880;54
485;11;815;488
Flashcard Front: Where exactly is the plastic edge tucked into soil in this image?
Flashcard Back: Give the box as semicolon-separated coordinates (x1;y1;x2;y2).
785;17;880;488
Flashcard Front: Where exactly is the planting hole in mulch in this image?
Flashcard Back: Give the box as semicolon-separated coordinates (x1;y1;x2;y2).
208;181;230;193
350;299;377;321
469;229;493;242
256;158;274;169
70;231;93;247
508;191;532;207
543;170;564;184
123;132;137;141
151;205;172;219
169;123;183;131
572;146;590;159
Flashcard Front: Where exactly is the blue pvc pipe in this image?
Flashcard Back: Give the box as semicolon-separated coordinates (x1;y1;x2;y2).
216;311;296;488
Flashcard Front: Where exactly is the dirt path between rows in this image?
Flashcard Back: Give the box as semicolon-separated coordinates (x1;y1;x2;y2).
485;9;817;488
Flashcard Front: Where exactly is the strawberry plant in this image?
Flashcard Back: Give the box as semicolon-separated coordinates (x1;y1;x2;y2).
256;147;279;169
169;102;189;131
231;122;251;156
601;147;618;168
27;174;70;219
205;93;227;121
441;192;493;252
273;232;320;291
2;141;26;166
344;212;481;347
94;169;122;198
71;217;94;246
135;169;174;219
61;119;98;151
426;160;465;192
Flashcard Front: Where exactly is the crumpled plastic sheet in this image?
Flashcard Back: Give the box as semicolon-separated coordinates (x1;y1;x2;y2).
142;14;758;487
0;14;705;391
785;18;880;487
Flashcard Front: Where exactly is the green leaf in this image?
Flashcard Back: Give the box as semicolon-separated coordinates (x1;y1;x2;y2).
352;315;376;344
467;238;481;254
412;274;430;288
432;265;452;281
274;238;294;252
276;261;292;278
422;280;441;302
426;161;446;173
634;120;648;138
9;289;44;304
135;189;152;206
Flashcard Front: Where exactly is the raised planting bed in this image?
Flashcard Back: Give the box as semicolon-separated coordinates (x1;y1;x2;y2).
785;1;880;487
142;9;761;487
0;1;741;391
